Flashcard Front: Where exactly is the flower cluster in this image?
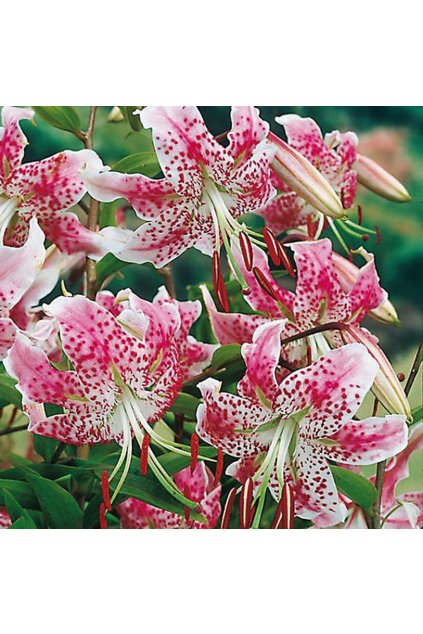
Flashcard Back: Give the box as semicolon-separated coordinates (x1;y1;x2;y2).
0;105;420;530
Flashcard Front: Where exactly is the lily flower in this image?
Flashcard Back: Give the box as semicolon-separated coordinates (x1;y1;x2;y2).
0;106;110;258
0;508;11;529
0;217;45;359
196;321;408;528
118;462;221;529
82;106;276;290
201;237;410;417
4;294;199;509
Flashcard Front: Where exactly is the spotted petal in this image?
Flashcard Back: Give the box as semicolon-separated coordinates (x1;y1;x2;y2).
227;106;270;164
0;318;17;360
347;253;387;324
0;106;33;180
382;423;423;513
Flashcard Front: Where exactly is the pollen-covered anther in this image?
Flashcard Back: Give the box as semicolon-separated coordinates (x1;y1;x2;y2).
220;487;237;529
140;433;150;476
252;266;280;302
99;502;108;529
216;276;230;313
190;433;199;474
281;483;294;529
239;231;254;271
263;227;281;266
212;251;221;297
397;372;406;382
101;470;112;511
357;205;363;225
214;447;224;486
276;242;296;278
306;215;316;239
239;477;254;529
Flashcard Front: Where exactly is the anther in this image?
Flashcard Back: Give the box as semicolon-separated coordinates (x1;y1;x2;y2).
99;502;108;529
252;267;280;302
212;251;221;297
263;227;281;266
361;234;370;242
214;447;224;486
101;470;112;511
276;242;296;278
348;248;354;263
216;276;230;313
281;483;294;529
140;433;150;476
397;372;406;382
220;487;237;529
357;205;363;225
306;215;316;239
190;433;199;474
239;232;254;271
239;477;254;529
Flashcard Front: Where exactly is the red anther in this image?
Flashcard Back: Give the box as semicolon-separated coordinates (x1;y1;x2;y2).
212;251;221;296
306;215;315;239
348;248;354;263
372;398;379;417
140;433;150;476
216;276;230;313
239;477;254;529
215;129;230;143
252;267;280;302
271;497;285;529
361;234;370;242
242;287;252;296
239;232;254;271
190;433;199;474
281;483;294;529
220;487;237;529
357;205;363;225
99;502;108;529
101;470;111;511
340;189;346;209
375;225;381;244
263;227;281;266
306;345;312;366
276;242;296;278
322;218;329;232
214;448;224;486
184;486;191;522
397;372;406;382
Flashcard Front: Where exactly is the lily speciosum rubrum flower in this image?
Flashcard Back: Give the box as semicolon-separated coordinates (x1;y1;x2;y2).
118;462;221;529
0;217;45;359
82;106;276;289
356;153;411;202
0;106;110;258
196;321;408;528
4;294;201;511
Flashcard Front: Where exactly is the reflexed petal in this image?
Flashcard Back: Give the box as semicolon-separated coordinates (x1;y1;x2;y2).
139;106;232;199
197;378;273;457
382;423;423;512
41;211;115;259
289;239;350;328
347;254;387;323
238;320;285;407
227;106;269;164
0;106;33;179
294;444;348;527
230;140;276;214
0;318;17;360
319;415;408;465
277;343;379;436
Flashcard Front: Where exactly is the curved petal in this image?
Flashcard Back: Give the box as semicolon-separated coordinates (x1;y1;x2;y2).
258;190;308;235
319;414;408;465
0;317;17;359
289;239;350;328
118;498;181;529
0;217;45;313
382;423;423;512
201;284;268;345
347;253;387;324
41;211;115;259
0;106;33;179
231;139;276;214
294;443;348;527
0;508;12;529
276;115;333;165
277;343;379;437
196;378;272;458
139;106;232;199
227;106;269;164
238;320;286;407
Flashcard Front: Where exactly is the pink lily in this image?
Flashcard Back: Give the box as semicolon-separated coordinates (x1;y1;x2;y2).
118;462;221;529
0;508;11;529
0;106;109;258
4;293;198;508
196;321;408;528
0;217;45;359
202;237;409;415
82;106;276;289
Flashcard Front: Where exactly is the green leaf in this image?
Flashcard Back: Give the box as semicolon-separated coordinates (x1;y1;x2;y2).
9;516;38;529
99;201;118;230
112;152;160;178
33;434;60;462
33;106;81;135
96;253;129;287
119;106;143;131
331;465;377;512
212;344;242;369
0;479;39;509
19;468;83;529
170;392;200;419
411;405;422;424
3;490;37;528
0;374;22;409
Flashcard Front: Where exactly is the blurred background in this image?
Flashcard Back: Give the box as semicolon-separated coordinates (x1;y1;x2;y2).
18;105;423;418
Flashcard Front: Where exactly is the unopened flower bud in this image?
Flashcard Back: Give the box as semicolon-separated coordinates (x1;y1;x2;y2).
356;154;411;202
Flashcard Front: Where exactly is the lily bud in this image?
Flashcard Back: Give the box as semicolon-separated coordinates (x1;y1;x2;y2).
268;130;345;219
332;248;400;326
356;154;411;202
342;325;411;419
107;106;125;123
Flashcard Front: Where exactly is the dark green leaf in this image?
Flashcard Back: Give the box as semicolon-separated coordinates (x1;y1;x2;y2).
331;465;377;512
96;253;129;286
0;374;22;409
112;152;160;177
0;479;39;509
19;468;83;529
170;392;200;419
212;344;242;369
3;490;37;527
9;516;38;529
99;201;118;230
119;106;143;131
411;405;422;424
33;434;60;462
33;106;81;135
